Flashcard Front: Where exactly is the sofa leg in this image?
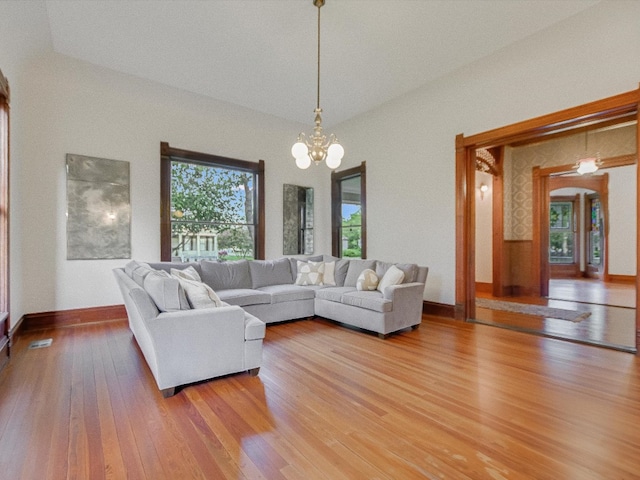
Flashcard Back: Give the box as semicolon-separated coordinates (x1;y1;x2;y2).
378;333;389;340
248;367;260;377
411;324;420;330
161;387;176;398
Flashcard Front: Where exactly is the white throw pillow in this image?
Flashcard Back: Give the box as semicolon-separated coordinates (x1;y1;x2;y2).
322;261;336;286
356;268;379;291
172;275;223;309
377;264;405;292
295;260;325;286
170;266;202;283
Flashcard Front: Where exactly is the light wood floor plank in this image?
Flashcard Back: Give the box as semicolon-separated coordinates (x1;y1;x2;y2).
1;316;640;479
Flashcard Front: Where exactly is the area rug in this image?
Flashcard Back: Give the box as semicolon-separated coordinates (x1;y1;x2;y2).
475;298;591;322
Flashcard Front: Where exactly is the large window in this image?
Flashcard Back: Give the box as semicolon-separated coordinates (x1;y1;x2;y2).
160;143;264;262
331;162;366;258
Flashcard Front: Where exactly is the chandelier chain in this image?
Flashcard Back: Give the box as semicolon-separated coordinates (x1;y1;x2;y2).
316;3;321;110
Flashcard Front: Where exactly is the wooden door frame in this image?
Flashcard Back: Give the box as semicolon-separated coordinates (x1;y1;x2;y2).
456;85;640;350
331;161;367;258
547;193;581;280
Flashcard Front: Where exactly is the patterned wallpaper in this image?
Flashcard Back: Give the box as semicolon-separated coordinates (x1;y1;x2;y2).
503;123;637;240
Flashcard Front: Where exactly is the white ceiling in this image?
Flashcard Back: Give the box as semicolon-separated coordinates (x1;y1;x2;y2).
44;0;600;127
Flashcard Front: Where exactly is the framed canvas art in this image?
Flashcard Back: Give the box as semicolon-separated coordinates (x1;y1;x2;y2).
66;154;131;260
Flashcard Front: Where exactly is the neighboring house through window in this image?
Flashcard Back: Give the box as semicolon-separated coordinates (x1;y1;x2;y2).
160;142;265;262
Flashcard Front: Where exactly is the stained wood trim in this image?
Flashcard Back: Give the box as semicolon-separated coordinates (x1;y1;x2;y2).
0;70;8;101
607;275;636;284
0;71;9;349
537;173;609;288
462;89;639;149
422;300;456;319
159;142;265;261
331;161;366;258
455;134;474;320
475;282;492;294
20;305;127;332
256;159;265;260
456;85;640;352
491;147;505;297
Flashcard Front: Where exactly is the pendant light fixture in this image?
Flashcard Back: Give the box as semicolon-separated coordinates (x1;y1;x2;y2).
574;130;602;175
291;0;344;170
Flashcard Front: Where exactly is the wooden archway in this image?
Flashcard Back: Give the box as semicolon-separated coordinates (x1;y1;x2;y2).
456;86;640;350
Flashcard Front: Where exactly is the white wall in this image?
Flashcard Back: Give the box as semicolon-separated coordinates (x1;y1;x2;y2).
2;1;640;322
608;165;637;275
335;0;640;304
2;2;333;325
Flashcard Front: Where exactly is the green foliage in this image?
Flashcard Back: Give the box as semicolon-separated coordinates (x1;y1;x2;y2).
343;248;361;258
342;208;362;255
170;162;254;258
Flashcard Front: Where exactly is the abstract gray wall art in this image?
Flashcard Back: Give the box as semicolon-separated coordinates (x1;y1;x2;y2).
66;154;131;260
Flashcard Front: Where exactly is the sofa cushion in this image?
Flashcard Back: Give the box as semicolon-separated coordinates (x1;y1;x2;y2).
295;260;325;286
315;286;356;303
257;284;316;304
356;269;379;291
143;270;190;312
171;269;223;309
377;265;405;292
216;288;271;307
376;261;418;284
322;261;336;286
131;263;154;287
288;255;324;277
200;260;251;291
319;256;359;286
249;258;293;288
147;261;202;277
124;259;141;278
396;263;418;283
170;265;202;282
344;259;376;287
244;312;266;341
341;291;393;313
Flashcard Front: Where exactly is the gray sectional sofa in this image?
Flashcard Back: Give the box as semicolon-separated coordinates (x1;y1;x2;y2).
146;255;428;338
114;255;427;396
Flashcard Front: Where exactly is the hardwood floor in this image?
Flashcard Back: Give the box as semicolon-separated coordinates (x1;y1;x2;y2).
475;279;636;352
2;316;640;479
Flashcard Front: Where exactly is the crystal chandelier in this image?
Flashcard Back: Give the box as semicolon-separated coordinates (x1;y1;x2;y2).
291;0;344;170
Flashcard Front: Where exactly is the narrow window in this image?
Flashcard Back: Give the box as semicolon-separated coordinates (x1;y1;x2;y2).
549;199;575;264
331;162;366;258
160;143;265;261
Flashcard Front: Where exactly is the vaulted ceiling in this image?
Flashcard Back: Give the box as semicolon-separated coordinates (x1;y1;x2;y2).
44;0;600;126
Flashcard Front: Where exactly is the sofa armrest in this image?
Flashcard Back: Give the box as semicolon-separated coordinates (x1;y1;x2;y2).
145;305;253;387
148;305;248;353
383;282;425;302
